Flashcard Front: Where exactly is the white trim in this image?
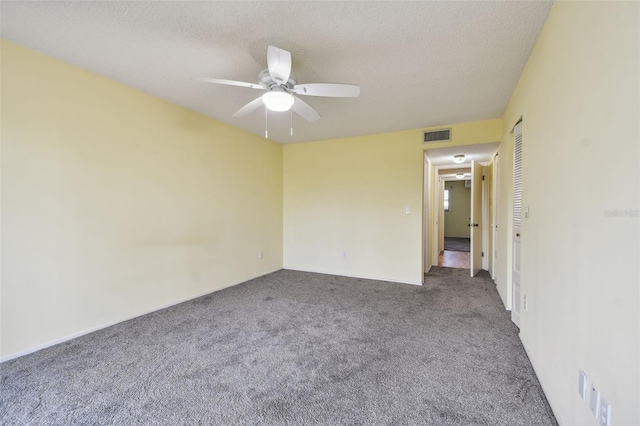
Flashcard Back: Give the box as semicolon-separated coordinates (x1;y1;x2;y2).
0;268;282;363
432;176;441;265
439;178;445;256
491;153;500;281
482;173;489;270
422;153;432;282
283;267;423;286
520;338;563;425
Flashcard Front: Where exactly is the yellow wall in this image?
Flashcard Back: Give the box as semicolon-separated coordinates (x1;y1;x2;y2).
283;120;501;285
0;41;284;359
6;5;637;422
496;2;639;424
444;180;470;238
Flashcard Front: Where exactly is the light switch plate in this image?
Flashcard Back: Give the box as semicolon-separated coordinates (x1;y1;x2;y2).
578;370;587;401
590;385;600;417
598;395;611;426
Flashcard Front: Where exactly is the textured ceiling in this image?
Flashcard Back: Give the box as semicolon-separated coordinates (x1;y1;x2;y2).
1;1;552;144
425;142;501;167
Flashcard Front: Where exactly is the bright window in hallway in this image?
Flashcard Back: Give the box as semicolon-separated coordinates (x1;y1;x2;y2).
444;189;450;211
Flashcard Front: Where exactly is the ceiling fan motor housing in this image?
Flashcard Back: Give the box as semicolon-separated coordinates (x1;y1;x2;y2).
258;69;296;91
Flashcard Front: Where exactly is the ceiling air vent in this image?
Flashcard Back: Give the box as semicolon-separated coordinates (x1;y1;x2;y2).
423;129;451;143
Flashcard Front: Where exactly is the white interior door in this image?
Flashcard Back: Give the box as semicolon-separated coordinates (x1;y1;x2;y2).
438;179;445;254
470;161;484;276
512;229;522;327
511;122;523;327
492;154;499;280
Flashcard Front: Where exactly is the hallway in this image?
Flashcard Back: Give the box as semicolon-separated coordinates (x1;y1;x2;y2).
438;250;470;269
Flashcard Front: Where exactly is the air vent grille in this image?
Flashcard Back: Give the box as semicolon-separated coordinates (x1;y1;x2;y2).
423;129;451;143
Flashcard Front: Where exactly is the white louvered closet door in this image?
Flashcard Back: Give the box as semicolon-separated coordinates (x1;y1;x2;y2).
511;121;523;327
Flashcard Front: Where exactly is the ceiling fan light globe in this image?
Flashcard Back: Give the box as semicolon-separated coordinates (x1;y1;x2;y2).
263;92;294;112
453;155;465;164
456;172;465;179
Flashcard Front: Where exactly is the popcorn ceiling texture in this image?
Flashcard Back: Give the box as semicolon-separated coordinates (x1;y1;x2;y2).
0;1;552;143
425;142;501;167
1;268;556;425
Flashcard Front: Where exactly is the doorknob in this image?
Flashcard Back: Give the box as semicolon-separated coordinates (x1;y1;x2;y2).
473;224;479;227
516;233;520;237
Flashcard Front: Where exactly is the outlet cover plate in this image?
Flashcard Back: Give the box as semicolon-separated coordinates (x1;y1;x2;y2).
590;385;599;417
598;395;611;426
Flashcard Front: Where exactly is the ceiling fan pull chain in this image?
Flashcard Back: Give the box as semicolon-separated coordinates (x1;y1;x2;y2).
265;107;269;139
290;109;293;136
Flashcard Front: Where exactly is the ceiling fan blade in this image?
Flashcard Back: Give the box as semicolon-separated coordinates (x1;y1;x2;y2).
293;83;360;98
267;45;292;85
291;96;321;122
197;78;264;90
232;96;264;117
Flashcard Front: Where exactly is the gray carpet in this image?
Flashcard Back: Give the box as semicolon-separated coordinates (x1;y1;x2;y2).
1;268;556;425
444;237;471;252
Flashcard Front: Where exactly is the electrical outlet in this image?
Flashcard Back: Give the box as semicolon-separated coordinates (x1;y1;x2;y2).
598;395;611;426
342;250;347;258
578;370;587;401
405;207;411;214
524;295;528;311
258;251;263;260
589;385;600;417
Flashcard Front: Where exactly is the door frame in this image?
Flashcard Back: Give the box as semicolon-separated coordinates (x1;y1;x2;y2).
423;144;501;279
429;169;448;265
430;172;442;266
482;168;489;271
422;153;432;280
491;153;499;280
437;177;445;261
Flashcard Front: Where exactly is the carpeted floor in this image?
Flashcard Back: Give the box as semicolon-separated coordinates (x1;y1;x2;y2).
1;268;556;425
444;237;471;252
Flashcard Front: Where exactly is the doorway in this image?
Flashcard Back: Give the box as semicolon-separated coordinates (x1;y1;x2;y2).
423;142;500;276
439;178;471;269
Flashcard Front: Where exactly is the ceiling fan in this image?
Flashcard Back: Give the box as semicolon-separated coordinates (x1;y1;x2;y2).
198;45;360;124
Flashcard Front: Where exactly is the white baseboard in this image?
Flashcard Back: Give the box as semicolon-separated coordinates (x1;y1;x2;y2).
0;268;282;363
283;266;422;286
520;336;563;425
